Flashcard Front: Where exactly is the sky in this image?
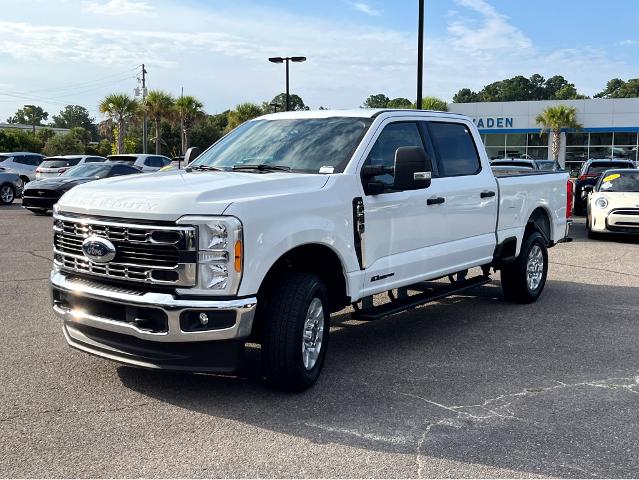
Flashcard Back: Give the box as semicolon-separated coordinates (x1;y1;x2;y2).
1;0;639;122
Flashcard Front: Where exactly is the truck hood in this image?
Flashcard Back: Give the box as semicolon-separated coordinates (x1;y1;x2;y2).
57;170;330;221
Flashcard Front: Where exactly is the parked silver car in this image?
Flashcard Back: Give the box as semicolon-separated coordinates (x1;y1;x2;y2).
0;152;45;183
107;154;171;172
35;155;107;180
0;171;24;205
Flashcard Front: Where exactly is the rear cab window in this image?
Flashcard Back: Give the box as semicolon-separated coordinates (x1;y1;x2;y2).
588;161;633;174
427;122;481;177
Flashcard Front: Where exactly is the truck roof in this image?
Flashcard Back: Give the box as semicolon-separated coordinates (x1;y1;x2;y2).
258;109;467;121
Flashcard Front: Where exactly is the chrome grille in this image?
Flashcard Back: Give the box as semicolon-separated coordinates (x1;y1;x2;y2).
53;213;196;286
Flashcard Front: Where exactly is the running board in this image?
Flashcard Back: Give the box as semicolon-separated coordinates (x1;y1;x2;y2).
351;275;491;321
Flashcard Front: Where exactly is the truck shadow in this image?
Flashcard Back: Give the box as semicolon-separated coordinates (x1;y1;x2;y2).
117;280;639;478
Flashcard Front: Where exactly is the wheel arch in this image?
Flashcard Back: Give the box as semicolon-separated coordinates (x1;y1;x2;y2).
526;206;553;246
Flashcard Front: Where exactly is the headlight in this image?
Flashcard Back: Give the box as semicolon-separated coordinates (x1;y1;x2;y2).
594;196;608;209
176;215;243;295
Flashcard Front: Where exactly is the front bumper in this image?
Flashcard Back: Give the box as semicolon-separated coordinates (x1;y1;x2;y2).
50;270;257;371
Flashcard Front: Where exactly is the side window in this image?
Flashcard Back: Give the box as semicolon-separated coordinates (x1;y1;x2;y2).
110;165;134;176
14;156;29;165
67;158;82;166
364;122;424;188
29;155;43;165
145;157;161;167
428;122;481;177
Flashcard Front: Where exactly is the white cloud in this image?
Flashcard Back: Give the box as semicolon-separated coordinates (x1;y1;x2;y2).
351;2;381;17
620;40;639;46
83;0;151;16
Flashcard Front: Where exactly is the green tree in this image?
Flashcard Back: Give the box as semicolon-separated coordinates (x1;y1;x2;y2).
419;97;448;111
175;95;205;152
0;129;43;152
98;93;139;154
42;131;86;156
225;103;263;132
86;139;112;157
190;112;229;150
536;105;582;161
36;128;56;145
362;94;390;108
269;93;307;111
387;97;412;109
51;105;97;139
453;88;481;103
7;105;48;125
595;78;639;98
144;90;175;155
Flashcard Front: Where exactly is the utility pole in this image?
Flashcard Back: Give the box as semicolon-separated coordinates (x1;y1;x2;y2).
141;64;148;154
416;0;424;110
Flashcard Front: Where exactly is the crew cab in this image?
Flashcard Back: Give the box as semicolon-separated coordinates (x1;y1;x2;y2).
50;110;571;390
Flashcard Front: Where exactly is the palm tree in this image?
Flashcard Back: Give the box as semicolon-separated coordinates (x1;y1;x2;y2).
98;93;139;154
536;105;582;162
144;90;175;154
175;95;205;152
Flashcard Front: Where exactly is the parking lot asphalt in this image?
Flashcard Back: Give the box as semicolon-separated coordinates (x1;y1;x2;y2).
1;200;638;478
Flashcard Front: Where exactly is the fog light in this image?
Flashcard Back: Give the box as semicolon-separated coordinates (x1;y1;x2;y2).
199;312;209;325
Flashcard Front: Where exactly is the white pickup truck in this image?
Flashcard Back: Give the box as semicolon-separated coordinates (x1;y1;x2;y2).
50;109;571;390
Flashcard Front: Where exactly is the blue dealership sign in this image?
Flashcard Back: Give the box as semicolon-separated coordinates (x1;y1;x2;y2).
473;117;514;128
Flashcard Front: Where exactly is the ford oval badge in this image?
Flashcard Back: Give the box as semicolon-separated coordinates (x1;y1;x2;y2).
82;236;116;263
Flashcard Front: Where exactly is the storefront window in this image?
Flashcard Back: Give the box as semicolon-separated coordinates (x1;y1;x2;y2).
485;147;504;160
527;147;548;160
565;147;588;162
484;134;506;147
589;146;613;159
589;132;613;146
506;133;526;146
527;133;548;146
566;132;588;146
613;132;638;146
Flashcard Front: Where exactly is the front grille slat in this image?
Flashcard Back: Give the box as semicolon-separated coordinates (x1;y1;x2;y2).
53;214;196;287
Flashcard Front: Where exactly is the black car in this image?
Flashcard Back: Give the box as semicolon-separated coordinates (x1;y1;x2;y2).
22;162;140;213
573;159;636;215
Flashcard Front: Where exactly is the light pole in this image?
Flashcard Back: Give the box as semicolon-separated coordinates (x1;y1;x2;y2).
416;0;424;109
268;56;306;111
269;102;280;113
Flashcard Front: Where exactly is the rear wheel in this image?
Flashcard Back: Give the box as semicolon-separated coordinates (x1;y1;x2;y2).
261;272;330;391
500;230;548;304
0;183;15;205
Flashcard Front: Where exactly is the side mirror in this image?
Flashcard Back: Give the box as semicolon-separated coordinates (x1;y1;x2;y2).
184;147;201;165
581;184;593;199
393;146;432;191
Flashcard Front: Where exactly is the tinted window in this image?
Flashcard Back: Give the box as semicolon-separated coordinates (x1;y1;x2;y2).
110;164;140;176
108;155;137;164
429;122;481;176
145;157;164;168
40;160;69;168
85;157;105;163
62;164;111;178
364;122;424;187
14;156;30;165
491;161;534;168
29;155;43;165
66;157;83;166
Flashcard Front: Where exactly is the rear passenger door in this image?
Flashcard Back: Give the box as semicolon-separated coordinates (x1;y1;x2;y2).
424;121;498;268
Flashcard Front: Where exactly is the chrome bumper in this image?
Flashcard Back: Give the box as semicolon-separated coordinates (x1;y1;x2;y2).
50;270;257;343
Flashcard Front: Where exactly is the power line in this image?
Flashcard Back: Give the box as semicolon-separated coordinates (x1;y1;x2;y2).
19;66;140;95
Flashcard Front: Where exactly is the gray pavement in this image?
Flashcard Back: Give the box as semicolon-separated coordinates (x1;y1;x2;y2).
1;200;638;478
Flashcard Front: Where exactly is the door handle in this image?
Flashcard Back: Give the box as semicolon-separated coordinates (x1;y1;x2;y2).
480;190;496;198
427;196;445;205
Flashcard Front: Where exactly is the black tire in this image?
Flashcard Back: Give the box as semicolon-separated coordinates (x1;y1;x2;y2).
0;183;15;205
500;230;548;304
261;272;330;391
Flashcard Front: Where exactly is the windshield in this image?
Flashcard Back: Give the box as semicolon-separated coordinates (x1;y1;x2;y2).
588;162;633;174
62;164;110;178
108;155;136;164
598;171;639;192
190;117;372;173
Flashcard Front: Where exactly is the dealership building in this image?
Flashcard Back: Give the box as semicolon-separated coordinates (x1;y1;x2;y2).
449;98;639;171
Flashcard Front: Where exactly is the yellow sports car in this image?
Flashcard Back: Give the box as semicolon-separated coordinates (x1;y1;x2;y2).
585;168;639;238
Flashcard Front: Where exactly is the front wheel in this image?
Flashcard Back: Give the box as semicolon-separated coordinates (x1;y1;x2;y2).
500;230;548;304
261;272;330;391
0;183;15;205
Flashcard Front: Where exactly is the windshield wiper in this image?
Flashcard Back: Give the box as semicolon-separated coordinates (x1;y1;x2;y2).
186;165;225;172
232;164;292;172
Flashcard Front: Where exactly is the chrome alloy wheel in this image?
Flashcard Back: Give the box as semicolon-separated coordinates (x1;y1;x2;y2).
302;297;325;371
0;185;14;203
526;244;544;291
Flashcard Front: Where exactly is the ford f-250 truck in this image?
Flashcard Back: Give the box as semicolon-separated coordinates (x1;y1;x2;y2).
50;109;571;390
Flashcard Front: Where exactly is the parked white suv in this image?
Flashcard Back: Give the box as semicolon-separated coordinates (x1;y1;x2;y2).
0;152;44;184
36;155;107;180
50;109;571;390
107;154;171;172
